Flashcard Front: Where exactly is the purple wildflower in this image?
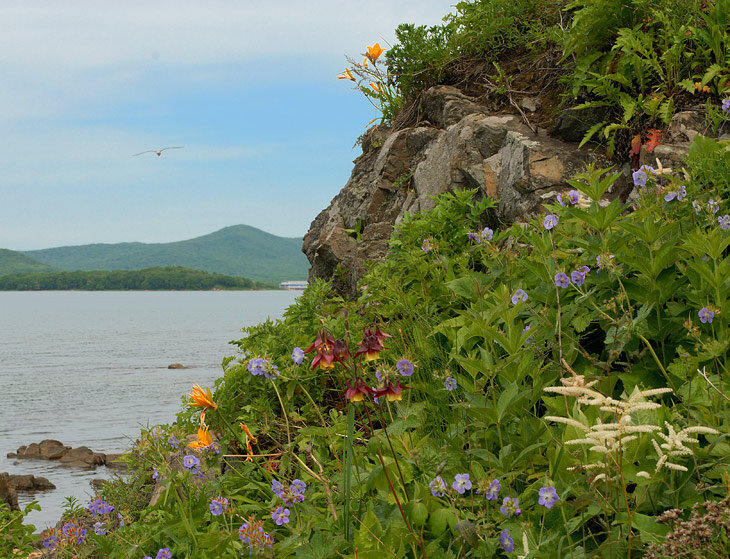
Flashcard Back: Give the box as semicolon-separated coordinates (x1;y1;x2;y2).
543;214;559;230
88;498;114;516
718;215;730;230
709;199;720;214
272;479;285;498
568;190;580;205
499;529;514;553
290;479;307;497
444;377;457;391
210;497;229;516
42;536;58;550
522;325;533;345
291;347;305;364
452;473;472;494
538;486;560;509
699;307;714;324
571;269;586;287
183;454;200;470
479;227;494;242
421;238;434;253
632;169;648;187
500;497;521;517
511;289;528;304
693;200;702;214
248;357;266;376
429;475;447;497
272;506;290;525
485;479;501;500
156;549;172;559
152;467;159;480
557;193;565;207
93;521;106;535
723;98;730;113
168;435;179;449
396;359;414;376
554;272;570;288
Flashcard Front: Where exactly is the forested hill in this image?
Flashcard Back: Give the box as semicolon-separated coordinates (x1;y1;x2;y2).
0;266;268;290
0;249;57;275
21;225;308;284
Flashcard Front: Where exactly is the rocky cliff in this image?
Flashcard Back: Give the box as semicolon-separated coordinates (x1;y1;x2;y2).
302;85;700;296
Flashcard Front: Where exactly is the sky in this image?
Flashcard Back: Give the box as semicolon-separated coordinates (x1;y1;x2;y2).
0;1;455;250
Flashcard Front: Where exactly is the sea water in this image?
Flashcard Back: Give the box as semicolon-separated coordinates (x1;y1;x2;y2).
0;290;298;529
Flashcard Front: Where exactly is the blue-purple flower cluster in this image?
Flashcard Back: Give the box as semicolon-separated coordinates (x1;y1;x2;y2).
183;454;203;478
664;185;686;202
291;347;305;364
272;478;306;505
239;515;274;555
209;497;229;516
555;266;591;289
248;357;279;379
557;189;581;206
143;549;172;559
632;165;655;187
88;497;115;516
62;521;87;545
468;227;494;243
396;358;415;376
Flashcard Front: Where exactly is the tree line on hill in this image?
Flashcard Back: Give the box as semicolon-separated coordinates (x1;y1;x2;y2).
0;267;272;291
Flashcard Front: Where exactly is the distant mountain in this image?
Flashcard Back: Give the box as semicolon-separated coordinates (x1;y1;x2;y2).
21;225;309;284
0;249;57;275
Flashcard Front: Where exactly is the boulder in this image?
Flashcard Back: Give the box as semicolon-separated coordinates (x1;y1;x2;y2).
0;473;19;511
105;453;128;471
303;85;630;296
58;446;105;468
6;474;55;492
168;363;188;369
39;439;69;460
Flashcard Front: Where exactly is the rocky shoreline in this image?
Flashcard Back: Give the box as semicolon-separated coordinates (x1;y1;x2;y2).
1;439;127;512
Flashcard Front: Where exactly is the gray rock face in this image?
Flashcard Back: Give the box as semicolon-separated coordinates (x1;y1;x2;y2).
303;85;630;296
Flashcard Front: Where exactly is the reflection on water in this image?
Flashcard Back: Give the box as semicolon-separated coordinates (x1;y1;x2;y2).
0;290;296;529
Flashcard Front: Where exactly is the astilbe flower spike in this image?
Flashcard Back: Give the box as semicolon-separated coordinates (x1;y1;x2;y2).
303;330;336;370
354;325;390;362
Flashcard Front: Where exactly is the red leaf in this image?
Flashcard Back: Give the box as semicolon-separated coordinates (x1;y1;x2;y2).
629;134;642;156
644;129;662;153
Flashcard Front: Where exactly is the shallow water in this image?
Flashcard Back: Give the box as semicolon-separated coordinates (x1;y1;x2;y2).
0;290;297;529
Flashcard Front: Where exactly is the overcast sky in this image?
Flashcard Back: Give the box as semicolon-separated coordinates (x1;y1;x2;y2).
0;1;454;250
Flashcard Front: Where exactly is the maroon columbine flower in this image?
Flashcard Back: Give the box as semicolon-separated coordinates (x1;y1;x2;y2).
303;330;336;370
332;338;351;366
344;378;375;402
354;326;390;362
373;381;410;402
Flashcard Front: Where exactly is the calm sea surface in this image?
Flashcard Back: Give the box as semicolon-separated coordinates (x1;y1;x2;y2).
0;290;298;529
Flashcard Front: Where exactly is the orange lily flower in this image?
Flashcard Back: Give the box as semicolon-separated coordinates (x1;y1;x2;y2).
369;82;381;93
337;68;355;81
240;423;257;461
366;42;385;62
188;384;218;411
187;427;213;449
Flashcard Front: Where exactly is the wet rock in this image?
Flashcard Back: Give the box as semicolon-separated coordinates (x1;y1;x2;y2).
6;474;55;492
39;439;69;460
6;452;16;459
58;446;105;468
168;363;188;369
0;473;19;511
105;453;128;471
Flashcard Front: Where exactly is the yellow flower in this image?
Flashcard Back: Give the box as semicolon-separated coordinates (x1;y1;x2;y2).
188;384;217;411
362;57;369;68
337;68;355;81
187;427;213;449
366;42;385;62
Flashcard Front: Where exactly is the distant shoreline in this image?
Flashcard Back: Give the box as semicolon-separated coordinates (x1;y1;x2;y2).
0;266;300;291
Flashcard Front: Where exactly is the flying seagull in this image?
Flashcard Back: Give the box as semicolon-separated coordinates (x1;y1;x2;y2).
133;146;184;157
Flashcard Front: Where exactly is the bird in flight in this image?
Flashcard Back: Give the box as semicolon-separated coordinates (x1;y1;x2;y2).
133;146;184;157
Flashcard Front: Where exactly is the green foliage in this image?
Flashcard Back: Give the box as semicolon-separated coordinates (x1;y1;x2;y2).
0;248;57;275
22;224;308;284
687;135;730;207
0;502;39;556
564;0;730;146
0;266;266;290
